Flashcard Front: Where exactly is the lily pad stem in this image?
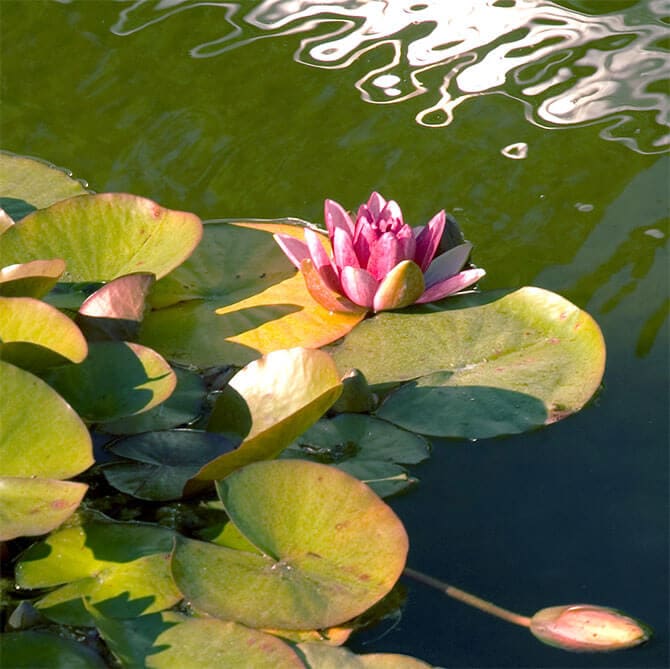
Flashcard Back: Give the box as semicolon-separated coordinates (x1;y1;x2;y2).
403;567;531;628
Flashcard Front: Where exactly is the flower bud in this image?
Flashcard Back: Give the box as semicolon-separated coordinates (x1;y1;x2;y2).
331;368;376;414
530;604;651;652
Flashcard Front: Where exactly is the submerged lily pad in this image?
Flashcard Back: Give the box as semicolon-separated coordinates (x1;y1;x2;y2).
140;221;364;367
331;288;606;439
0;631;106;669
0;193;202;282
0;477;87;541
0;258;66;297
0;151;89;222
0;360;92;478
281;414;430;498
103;430;240;501
197;348;342;482
0;296;87;370
172;460;408;630
44;341;176;422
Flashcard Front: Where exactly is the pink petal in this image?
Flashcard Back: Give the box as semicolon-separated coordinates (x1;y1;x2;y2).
341;266;378;308
273;234;310;270
414;210;446;271
423;242;472;288
415;268;486;304
367;232;404;280
304;228;340;292
300;259;365;314
380;199;403;226
352;218;380;268
396;224;416;261
333;226;360;270
366;192;386;218
324;199;355;240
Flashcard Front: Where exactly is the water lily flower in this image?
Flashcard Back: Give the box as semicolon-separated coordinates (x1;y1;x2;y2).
273;192;485;313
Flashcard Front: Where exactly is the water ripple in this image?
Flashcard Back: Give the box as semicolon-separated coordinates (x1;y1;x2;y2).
112;0;670;154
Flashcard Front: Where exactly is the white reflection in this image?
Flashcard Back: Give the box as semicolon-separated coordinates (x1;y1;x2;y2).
112;0;670;154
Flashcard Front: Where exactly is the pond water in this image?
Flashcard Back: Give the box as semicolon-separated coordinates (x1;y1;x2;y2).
1;1;668;667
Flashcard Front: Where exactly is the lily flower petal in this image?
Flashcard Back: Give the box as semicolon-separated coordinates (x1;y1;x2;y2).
367;231;405;280
414;210;446;272
416;268;486;304
300;259;364;313
352;217;379;268
273;234;310;270
373;259;425;312
324;198;355;239
341;266;379;307
333;226;360;270
365;191;386;218
423;242;472;288
304;228;340;292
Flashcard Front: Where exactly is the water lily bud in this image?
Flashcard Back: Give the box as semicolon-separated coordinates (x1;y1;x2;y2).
331;368;377;414
530;604;651;652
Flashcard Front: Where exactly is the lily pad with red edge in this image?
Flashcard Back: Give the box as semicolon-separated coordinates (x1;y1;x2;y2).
330;287;606;439
102;429;240;501
0;151;89;222
0;360;92;479
0;193;202;282
172;460;408;630
76;272;155;342
281;414;430;498
194;348;342;484
0;477;88;541
0;259;66;297
43;341;176;422
0;296;88;371
140;221;364;368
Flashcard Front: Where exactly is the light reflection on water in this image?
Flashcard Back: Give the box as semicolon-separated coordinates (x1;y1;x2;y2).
112;0;670;154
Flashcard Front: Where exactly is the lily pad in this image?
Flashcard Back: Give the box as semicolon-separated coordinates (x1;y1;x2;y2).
0;193;202;282
298;643;433;668
0;477;88;541
0;258;66;297
0;632;106;669
100;366;206;434
76;272;155;342
0;296;88;370
331;288;606;438
172;460;408;630
44;341;176;422
196;348;342;482
103;430;240;501
0;360;92;478
140;221;364;367
0;151;89;222
16;517;179;626
281;414;430;498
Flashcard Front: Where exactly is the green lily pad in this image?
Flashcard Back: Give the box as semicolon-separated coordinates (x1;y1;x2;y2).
172;460;408;630
298;643;433;668
0;151;89;222
100;366;206;434
0;193;202;282
0;258;66;297
330;288;606;439
281;414;430;498
196;348;342;482
44;341;176;422
0;360;92;478
16;517;179;626
140;221;364;367
76;272;155;342
103;430;240;501
0;296;88;370
0;632;106;669
0;477;87;541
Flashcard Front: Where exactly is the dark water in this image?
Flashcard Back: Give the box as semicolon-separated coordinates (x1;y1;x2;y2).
1;1;668;667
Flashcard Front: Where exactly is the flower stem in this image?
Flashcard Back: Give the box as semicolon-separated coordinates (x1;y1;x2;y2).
403;567;532;628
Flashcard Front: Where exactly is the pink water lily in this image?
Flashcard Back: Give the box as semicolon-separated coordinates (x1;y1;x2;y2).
274;192;485;313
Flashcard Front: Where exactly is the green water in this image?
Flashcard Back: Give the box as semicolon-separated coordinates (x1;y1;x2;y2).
1;1;667;666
